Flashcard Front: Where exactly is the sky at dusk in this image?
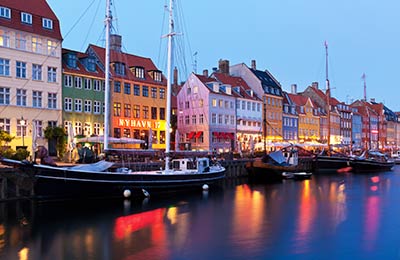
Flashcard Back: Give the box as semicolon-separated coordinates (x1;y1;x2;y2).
47;0;400;111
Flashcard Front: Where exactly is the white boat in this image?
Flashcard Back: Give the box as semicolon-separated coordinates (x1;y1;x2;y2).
0;0;225;200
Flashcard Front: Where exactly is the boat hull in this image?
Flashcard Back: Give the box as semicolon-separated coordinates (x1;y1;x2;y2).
350;159;394;173
6;161;225;200
314;156;351;174
246;158;297;182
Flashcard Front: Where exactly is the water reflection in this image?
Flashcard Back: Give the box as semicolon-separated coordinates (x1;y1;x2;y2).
0;167;399;259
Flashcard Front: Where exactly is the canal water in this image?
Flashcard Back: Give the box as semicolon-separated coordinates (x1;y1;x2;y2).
1;166;400;259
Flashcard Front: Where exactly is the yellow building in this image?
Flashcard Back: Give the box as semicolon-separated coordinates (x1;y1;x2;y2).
0;1;62;155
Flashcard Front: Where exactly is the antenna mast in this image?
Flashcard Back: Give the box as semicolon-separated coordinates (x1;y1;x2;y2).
325;41;331;150
362;73;367;101
193;51;198;73
104;0;112;150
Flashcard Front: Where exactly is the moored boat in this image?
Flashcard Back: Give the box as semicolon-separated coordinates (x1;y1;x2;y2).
350;150;394;173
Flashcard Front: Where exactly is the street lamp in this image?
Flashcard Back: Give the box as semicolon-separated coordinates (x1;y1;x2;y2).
20;117;26;148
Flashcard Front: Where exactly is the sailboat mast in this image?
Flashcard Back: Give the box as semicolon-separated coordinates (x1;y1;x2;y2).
104;0;112;150
325;41;331;151
165;0;174;171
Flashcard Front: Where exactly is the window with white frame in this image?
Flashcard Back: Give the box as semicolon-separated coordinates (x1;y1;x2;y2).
16;61;26;78
0;7;10;19
31;37;42;53
17;119;27;137
212;113;216;124
64;75;72;87
192;115;196;125
93;101;101;114
33;120;43;137
185;115;190;125
159;88;165;99
93;80;101;91
47;40;57;56
16;89;27;106
75;121;82;135
32;91;42;108
32;64;42;81
42;18;53;29
154;71;162;82
75;76;82;89
0;29;10;47
0;87;10;104
93;123;100;135
135;67;145;78
84;100;92;113
199;114;204;124
218;114;223;124
84;78;92;90
0;58;10;76
0;118;10;133
84;122;91;136
212;99;217;107
47;67;56;82
74;99;82;112
48;93;57;109
21;12;32;24
64;97;72;111
15;33;26;50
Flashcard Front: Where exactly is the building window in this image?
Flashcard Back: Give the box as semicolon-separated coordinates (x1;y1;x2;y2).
154;71;162;82
32;91;42;108
74;99;82;112
32;64;42;81
21;12;32;24
134;85;140;96
123;128;130;138
0;58;10;76
114;102;121;116
159;88;165;99
31;37;42;53
16;89;27;106
192;115;197;124
17;119;27;137
114;62;125;75
47;93;57;109
65;53;77;68
143;106;149;119
75;121;82;135
185;115;190;125
47;67;57;82
94;101;101;114
33;120;43;137
75;77;82;89
212;99;217;107
134;105;140;118
0;7;11;19
84;78;92;90
64;97;72;111
151;87;157;98
124;83;131;95
135;67;145;78
199;114;204;124
15;33;26;50
47;40;57;56
212;113;216;124
124;104;131;117
83;122;92;136
0;29;9;47
114;81;121;93
159;108;165;120
84;100;92;113
16;61;26;78
142;86;149;97
94;123;100;135
0;87;10;104
94;80;101;91
114;128;121;138
218;114;223;124
185;101;189;109
151;107;157;120
0;118;10;133
64;75;73;87
42;18;53;29
86;57;96;72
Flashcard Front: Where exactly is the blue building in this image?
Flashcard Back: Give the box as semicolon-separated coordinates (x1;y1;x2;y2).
282;90;298;142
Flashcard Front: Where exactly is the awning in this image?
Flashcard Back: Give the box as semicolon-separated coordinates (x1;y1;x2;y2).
187;131;196;139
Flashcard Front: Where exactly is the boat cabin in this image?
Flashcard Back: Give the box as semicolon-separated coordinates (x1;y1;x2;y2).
171;158;211;173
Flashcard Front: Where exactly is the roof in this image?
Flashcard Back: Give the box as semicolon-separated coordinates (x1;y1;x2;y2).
250;68;283;97
62;48;105;78
0;0;62;40
211;72;261;101
88;44;166;85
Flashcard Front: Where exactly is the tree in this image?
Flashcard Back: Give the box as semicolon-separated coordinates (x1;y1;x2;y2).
44;126;66;159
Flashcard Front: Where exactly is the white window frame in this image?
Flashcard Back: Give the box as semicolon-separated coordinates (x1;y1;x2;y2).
42;18;53;29
0;7;11;19
32;90;42;108
84;100;92;113
64;75;73;87
21;12;32;24
64;97;72;111
32;64;42;81
74;99;82;112
47;67;57;83
47;93;57;109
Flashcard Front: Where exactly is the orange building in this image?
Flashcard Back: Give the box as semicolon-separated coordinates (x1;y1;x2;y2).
89;36;167;149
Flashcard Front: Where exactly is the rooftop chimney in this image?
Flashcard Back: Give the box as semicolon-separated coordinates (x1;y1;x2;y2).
218;59;230;75
370;98;376;103
203;69;209;77
291;84;297;94
251;60;256;70
311;82;318;89
110;34;122;52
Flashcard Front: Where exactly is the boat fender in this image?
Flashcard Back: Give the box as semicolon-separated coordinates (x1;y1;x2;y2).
123;189;131;198
202;184;209;190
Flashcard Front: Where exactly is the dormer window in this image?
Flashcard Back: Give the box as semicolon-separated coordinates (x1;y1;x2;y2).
21;12;32;24
42;18;53;29
65;53;77;68
134;67;145;79
114;62;125;76
86;57;96;72
154;71;162;82
0;7;11;19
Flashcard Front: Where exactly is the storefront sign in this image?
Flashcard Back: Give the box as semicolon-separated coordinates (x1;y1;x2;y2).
118;119;161;129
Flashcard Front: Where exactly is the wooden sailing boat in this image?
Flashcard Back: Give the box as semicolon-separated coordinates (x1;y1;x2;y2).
1;0;225;200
